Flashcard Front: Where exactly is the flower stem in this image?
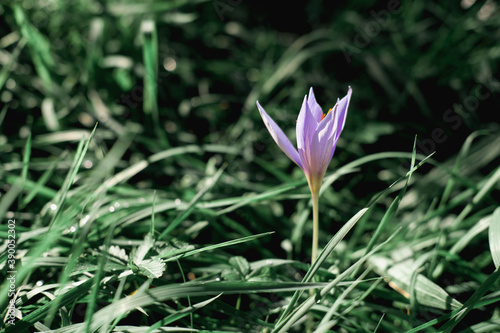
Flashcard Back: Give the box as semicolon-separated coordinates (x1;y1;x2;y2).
308;186;320;332
311;190;319;265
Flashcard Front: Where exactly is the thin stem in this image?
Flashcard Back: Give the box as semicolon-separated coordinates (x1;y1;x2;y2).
311;190;320;265
308;184;320;332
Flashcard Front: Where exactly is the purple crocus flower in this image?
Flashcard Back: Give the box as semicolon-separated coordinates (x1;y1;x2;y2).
256;87;352;196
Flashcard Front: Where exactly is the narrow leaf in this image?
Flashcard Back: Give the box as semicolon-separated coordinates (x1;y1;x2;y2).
489;207;500;269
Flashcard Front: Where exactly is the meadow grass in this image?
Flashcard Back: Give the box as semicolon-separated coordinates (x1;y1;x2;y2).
1;1;500;332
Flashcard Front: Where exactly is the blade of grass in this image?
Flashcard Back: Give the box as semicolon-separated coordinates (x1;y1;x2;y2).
277;146;432;326
488;207;500;269
44;192;106;327
316;268;373;329
0;126;97;311
89;129;137;182
90;280;325;332
371;255;463;311
433;165;500;278
144;294;222;333
0;167;24;222
363;138;418;254
20;157;60;209
438;131;489;209
0;105;7;127
272;228;400;333
150;191;156;238
19;133;31;205
216;180;304;215
0;38;26;91
141;19;168;148
49;124;98;229
4;279;95;333
453;165;500;228
159;165;225;239
440;267;500;333
160;231;275;262
277;207;368;324
406;288;500;333
82;215;118;333
12;4;55;94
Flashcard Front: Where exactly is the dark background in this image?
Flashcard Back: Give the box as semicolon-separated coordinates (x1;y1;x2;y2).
1;2;500;331
2;0;500;236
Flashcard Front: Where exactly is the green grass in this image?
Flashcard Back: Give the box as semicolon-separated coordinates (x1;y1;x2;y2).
1;1;500;332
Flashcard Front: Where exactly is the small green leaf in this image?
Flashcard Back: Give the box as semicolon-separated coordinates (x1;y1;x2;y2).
229;256;250;277
134;234;155;265
108;245;129;262
137;258;166;279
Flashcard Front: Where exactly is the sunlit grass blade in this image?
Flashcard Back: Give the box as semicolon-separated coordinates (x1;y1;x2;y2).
89;281;325;332
216;180;304;215
141;19;168;148
12;4;54;93
0;126;96;311
0;162;25;222
456;319;500;333
0;38;26;91
438;130;489;209
4;279;94;333
143;294;222;333
82;213;118;333
406;289;500;332
276;207;368;324
19;133;31;203
89;128;137;182
316;268;375;330
437;267;500;333
363;138;418;252
159;165;225;239
448;215;491;259
453;165;500;228
160;231;275;262
489;207;500;269
272;228;400;333
48;124;97;228
106;1;205;15
141;19;157;117
20;158;59;209
433;164;500;278
370;255;462;311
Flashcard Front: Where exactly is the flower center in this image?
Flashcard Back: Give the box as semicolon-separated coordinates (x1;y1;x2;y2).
320;107;333;121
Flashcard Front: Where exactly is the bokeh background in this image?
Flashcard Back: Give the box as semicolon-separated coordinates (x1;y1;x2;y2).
3;0;499;232
2;0;500;255
1;1;500;331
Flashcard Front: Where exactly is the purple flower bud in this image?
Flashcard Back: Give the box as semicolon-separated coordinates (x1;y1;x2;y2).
256;87;352;194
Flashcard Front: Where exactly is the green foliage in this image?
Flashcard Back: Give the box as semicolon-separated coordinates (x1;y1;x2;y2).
1;1;500;332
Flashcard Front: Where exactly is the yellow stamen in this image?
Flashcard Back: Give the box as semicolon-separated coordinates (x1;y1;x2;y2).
320;108;333;121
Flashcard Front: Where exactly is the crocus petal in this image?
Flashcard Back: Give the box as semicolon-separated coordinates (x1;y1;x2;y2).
310;108;337;179
296;96;317;150
307;87;324;123
327;87;352;161
296;96;317;174
256;101;303;169
334;87;352;141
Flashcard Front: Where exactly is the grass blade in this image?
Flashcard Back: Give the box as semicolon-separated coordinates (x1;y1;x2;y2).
489;207;500;269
